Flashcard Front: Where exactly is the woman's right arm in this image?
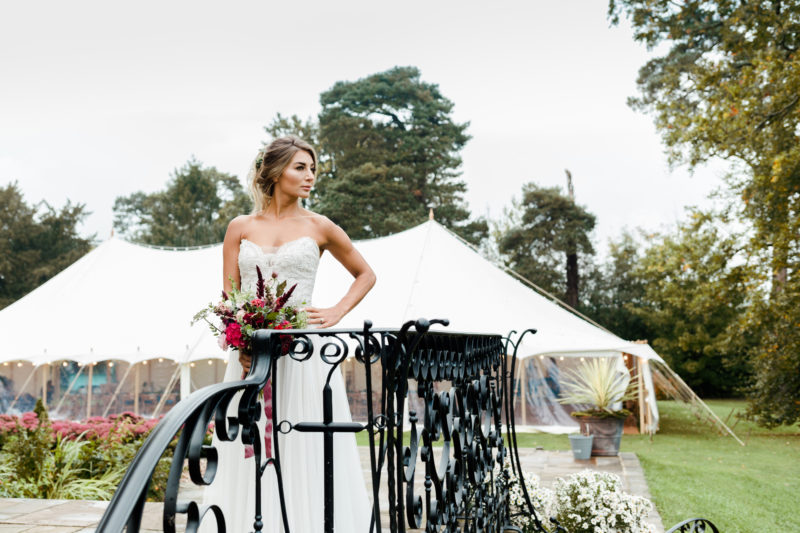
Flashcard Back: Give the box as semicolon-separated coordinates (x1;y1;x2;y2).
222;216;246;294
223;216;253;372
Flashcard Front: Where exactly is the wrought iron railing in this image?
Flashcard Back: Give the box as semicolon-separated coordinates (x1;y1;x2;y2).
96;318;719;532
666;518;721;533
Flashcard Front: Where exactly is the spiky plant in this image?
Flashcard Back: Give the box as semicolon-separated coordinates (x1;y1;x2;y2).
557;357;637;417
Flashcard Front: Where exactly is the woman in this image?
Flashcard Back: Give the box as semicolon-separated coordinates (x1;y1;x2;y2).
201;135;376;532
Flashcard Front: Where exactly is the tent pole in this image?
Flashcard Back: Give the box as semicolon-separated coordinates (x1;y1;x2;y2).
180;363;191;400
134;363;141;416
87;364;93;419
53;362;61;403
53;364;85;415
8;363;39;412
152;364;181;418
637;356;645;433
41;363;48;409
654;361;745;446
102;362;134;417
520;358;527;428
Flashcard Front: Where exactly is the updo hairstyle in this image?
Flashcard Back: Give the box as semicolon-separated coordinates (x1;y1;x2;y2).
249;135;317;213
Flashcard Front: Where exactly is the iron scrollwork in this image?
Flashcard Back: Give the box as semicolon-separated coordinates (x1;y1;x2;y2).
666;518;721;533
97;320;551;532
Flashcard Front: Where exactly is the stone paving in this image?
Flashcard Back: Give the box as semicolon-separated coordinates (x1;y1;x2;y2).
0;447;664;532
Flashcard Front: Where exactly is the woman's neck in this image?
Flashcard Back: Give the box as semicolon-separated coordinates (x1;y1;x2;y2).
263;195;303;220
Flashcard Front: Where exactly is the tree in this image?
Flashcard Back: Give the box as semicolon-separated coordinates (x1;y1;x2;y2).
741;277;800;427
0;183;93;309
608;1;800;281
630;211;751;397
496;183;596;304
113;158;251;247
312;66;487;243
609;0;800;418
582;231;652;342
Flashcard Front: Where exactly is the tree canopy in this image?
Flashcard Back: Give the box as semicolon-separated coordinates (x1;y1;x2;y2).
269;67;487;243
610;0;800;423
496;183;596;304
631;212;751;396
581;231;651;343
113;158;251;247
0;183;93;310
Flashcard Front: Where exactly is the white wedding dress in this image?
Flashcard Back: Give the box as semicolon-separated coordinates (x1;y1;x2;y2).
200;236;371;532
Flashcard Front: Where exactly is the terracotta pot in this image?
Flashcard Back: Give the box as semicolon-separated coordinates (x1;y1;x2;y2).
579;416;624;456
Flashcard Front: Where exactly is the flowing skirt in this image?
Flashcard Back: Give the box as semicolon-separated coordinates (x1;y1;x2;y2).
200;336;371;532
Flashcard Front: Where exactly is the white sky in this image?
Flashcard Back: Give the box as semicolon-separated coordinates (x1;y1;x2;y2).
0;0;728;250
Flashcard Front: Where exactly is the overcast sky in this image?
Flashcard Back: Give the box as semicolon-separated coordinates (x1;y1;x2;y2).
1;0;727;250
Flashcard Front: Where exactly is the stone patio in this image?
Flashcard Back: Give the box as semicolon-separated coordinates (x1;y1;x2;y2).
0;447;664;532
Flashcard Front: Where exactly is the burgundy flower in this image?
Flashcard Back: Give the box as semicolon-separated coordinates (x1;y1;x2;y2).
273;283;296;313
255;266;266;299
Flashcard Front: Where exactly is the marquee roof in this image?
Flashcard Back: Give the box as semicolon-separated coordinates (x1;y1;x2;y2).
0;220;665;366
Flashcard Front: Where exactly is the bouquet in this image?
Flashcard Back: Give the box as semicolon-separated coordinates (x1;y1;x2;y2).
193;266;306;460
192;266;308;356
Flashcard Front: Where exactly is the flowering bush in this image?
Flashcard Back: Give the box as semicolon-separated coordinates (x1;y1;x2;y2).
502;465;655;533
503;464;554;532
550;471;655;533
193;266;307;354
0;402;175;501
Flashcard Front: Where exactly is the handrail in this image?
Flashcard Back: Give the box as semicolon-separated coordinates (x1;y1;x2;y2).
96;319;718;533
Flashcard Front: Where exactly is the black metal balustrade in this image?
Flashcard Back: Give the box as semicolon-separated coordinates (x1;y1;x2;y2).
96;318;718;533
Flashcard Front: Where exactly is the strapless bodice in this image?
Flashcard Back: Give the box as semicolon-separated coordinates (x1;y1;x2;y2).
238;237;320;307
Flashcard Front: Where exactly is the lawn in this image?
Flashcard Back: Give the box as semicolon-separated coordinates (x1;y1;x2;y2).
355;400;799;532
512;400;799;533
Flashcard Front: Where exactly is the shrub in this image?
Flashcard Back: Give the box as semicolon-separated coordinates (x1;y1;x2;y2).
502;466;655;533
551;471;654;533
0;404;173;501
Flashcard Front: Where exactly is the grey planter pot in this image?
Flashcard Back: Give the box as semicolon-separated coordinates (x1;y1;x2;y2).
568;434;594;460
580;416;624;456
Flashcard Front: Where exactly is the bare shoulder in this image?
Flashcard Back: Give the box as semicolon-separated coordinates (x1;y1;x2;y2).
303;212;349;248
225;214;252;239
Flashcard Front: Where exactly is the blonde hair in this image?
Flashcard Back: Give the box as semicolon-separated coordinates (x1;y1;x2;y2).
249;135;317;213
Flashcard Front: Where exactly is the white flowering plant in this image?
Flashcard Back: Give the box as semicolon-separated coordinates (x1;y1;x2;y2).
496;461;554;533
499;465;655;533
550;471;655;533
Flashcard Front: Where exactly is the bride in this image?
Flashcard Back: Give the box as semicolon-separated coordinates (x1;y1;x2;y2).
201;135;376;532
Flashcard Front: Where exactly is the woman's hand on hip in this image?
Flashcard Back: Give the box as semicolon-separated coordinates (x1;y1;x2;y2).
302;306;344;328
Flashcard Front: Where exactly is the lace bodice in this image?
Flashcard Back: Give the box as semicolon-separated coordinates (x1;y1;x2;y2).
238;237;320;307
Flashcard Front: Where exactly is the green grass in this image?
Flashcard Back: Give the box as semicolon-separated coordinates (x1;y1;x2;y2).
356;400;800;532
626;400;799;533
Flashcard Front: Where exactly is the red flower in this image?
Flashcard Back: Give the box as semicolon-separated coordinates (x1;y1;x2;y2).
225;322;243;348
250;298;266;308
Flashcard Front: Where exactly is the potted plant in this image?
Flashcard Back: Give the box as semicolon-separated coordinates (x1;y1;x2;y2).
558;357;637;456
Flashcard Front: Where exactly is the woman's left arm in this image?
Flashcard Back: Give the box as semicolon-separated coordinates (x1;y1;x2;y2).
304;218;376;328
